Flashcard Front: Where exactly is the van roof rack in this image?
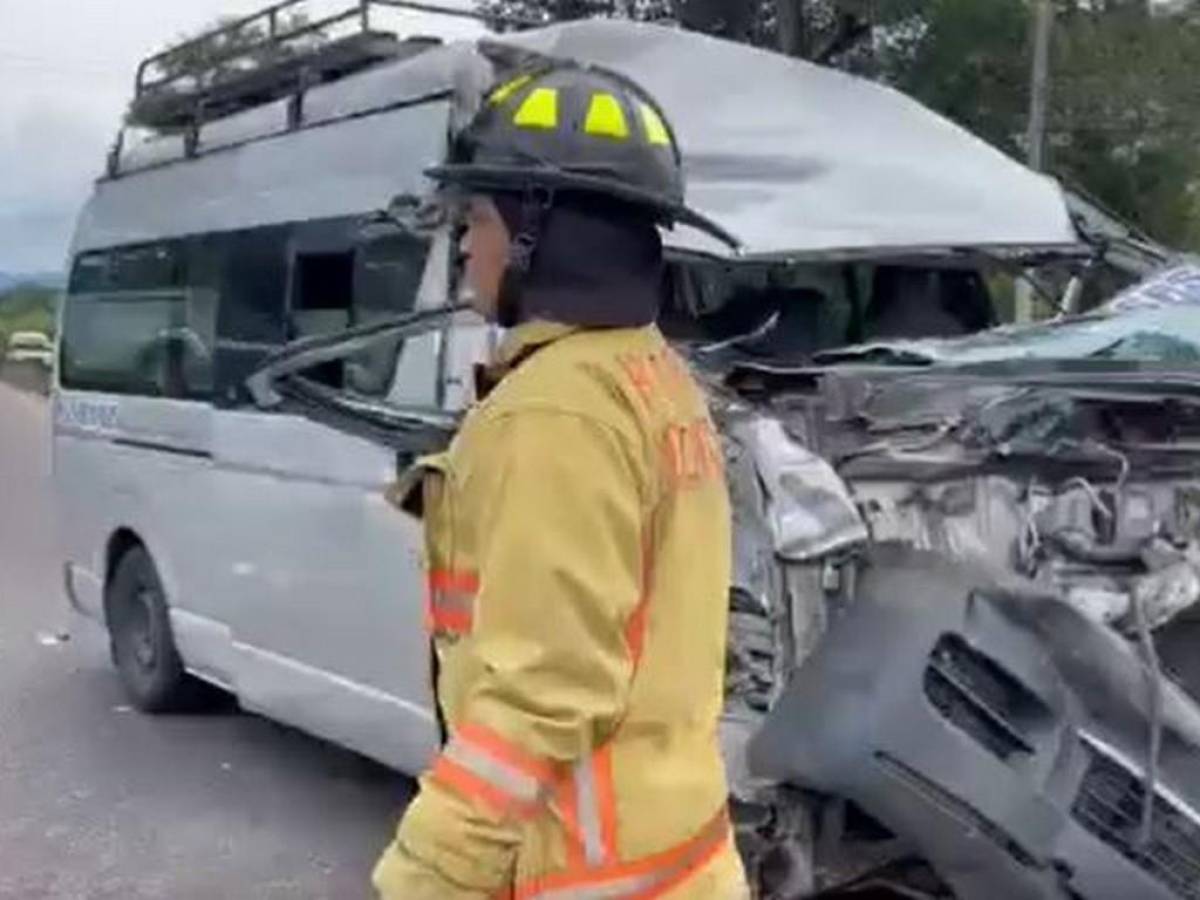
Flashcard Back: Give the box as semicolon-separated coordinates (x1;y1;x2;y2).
128;0;530;131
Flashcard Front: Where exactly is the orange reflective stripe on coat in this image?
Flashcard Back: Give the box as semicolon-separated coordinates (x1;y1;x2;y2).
662;420;722;490
432;723;558;819
514;809;730;900
623;527;654;670
426;569;478;635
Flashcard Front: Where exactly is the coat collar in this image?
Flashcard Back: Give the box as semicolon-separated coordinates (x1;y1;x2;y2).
494;320;580;369
476;320;581;398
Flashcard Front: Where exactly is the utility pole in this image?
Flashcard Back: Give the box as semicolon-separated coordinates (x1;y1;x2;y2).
1026;0;1053;172
1015;0;1055;323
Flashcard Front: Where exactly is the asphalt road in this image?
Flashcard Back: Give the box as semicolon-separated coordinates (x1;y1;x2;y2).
0;384;414;900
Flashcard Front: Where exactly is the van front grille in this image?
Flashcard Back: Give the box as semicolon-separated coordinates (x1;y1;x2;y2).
1071;740;1200;899
924;634;1037;762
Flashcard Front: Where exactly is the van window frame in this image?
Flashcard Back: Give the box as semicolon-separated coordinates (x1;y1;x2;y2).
61;240;215;400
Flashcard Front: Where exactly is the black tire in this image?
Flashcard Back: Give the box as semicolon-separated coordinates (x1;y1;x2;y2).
106;545;205;712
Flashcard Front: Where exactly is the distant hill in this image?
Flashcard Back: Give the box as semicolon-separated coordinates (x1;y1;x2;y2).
0;271;65;292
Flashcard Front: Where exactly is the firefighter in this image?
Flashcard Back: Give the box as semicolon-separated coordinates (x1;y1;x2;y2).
373;61;749;899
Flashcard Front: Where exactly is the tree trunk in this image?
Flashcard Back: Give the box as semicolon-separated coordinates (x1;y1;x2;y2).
673;0;755;40
552;0;597;19
776;0;806;57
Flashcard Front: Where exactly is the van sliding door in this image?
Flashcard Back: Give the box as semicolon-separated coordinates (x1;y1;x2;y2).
209;214;440;773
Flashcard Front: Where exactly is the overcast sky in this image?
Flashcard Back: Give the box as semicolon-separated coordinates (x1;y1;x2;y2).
0;0;484;273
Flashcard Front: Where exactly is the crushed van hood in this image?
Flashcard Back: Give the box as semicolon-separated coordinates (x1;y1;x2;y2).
485;20;1081;259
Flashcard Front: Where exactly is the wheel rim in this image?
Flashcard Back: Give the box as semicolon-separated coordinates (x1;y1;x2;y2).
128;586;157;671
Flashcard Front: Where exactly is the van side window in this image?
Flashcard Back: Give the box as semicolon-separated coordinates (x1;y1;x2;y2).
68;252;111;294
347;232;428;396
283;217;429;396
61;242;215;399
211;224;290;406
287;219;357;388
216;225;289;346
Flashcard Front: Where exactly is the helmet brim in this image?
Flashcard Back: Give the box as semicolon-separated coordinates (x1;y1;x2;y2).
425;162;741;251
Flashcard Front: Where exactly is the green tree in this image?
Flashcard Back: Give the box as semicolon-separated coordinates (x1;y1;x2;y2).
148;10;325;92
1048;1;1200;246
129;11;330;127
845;0;1200;249
867;0;1031;155
479;0;870;57
0;285;57;347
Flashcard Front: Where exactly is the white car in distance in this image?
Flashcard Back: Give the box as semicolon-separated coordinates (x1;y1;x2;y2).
5;331;54;368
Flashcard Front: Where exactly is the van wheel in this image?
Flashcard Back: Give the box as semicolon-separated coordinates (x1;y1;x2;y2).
106;545;203;712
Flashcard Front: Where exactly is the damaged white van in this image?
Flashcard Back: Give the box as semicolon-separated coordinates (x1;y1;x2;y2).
55;3;1200;898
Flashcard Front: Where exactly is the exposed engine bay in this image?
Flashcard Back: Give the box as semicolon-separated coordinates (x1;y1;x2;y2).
710;359;1200;900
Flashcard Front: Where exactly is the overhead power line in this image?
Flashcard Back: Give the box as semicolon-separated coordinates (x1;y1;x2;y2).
0;52;130;78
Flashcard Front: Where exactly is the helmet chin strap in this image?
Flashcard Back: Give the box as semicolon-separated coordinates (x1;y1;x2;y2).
496;186;555;328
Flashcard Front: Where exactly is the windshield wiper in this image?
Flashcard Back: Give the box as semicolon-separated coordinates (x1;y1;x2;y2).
694;310;783;356
813;344;936;367
246;304;470;408
270;372;458;454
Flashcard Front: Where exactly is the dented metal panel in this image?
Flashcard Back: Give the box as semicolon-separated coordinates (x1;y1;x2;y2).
74;98;452;254
488;20;1080;258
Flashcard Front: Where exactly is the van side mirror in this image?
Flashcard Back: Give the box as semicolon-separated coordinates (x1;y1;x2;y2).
359;193;446;241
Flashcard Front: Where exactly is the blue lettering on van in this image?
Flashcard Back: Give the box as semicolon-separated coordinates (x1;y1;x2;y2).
56;398;119;431
1108;266;1200;312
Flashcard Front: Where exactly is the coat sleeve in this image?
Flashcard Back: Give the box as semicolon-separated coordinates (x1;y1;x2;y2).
374;409;648;898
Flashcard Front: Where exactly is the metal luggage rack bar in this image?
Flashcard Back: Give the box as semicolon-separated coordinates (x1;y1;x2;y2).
127;0;558;131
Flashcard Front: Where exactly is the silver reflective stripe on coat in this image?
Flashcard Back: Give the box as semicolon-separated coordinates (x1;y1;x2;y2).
530;871;665;900
573;757;608;866
519;810;731;900
442;737;542;805
429;587;475;626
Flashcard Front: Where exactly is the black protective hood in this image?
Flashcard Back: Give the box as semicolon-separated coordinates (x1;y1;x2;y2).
492;191;664;329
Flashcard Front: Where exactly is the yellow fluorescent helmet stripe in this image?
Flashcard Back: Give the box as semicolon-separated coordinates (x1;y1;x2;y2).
488;73;534;106
639;102;671;146
584;92;630;139
513;87;559;129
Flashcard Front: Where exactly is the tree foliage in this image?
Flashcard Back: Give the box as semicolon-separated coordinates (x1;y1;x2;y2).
862;0;1030;153
870;0;1200;247
1048;1;1200;246
479;0;865;56
0;285;57;346
149;11;325;90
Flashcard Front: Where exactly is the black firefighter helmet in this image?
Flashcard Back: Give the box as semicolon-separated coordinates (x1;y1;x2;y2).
425;62;739;251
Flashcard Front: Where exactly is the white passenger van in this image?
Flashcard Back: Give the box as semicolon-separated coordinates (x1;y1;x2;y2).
54;1;498;775
55;0;1081;784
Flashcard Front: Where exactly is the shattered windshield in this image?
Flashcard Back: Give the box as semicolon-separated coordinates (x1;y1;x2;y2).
660;257;1000;362
813;264;1200;369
